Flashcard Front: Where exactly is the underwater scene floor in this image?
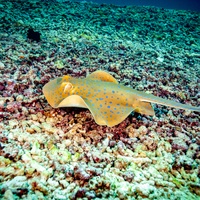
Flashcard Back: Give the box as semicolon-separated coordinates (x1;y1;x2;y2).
0;0;200;199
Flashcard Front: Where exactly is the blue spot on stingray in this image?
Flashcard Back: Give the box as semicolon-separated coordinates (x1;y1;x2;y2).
112;91;115;93
106;96;108;98
86;92;91;96
100;104;102;107
109;102;112;104
107;105;110;108
99;98;103;100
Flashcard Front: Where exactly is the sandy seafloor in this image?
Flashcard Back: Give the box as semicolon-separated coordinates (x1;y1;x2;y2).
0;0;200;199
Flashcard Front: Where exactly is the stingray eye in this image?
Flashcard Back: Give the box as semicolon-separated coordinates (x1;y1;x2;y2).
62;82;73;94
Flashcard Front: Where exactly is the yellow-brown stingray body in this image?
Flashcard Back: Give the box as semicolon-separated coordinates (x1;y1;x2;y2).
43;71;200;127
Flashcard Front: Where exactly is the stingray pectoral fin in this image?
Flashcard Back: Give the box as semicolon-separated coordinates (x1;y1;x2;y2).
83;99;133;127
82;99;108;126
133;101;155;116
105;106;133;127
43;78;63;108
56;95;88;109
86;70;118;84
57;96;113;126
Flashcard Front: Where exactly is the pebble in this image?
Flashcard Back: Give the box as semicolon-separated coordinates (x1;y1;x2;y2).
16;94;24;102
47;178;59;187
136;183;155;196
3;190;14;200
0;61;5;69
3;176;27;188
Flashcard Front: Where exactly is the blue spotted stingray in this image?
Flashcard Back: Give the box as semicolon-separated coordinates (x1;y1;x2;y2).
43;71;200;127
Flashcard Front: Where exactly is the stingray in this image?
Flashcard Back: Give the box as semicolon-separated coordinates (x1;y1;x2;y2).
43;71;200;127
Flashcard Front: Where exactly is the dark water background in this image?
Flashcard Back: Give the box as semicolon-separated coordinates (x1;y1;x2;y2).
75;0;200;12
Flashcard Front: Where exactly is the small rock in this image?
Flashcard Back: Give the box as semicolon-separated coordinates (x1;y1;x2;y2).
0;61;5;69
3;190;14;200
16;95;24;102
172;138;188;151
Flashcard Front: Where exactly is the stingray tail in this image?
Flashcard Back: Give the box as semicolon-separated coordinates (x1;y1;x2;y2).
141;95;200;112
